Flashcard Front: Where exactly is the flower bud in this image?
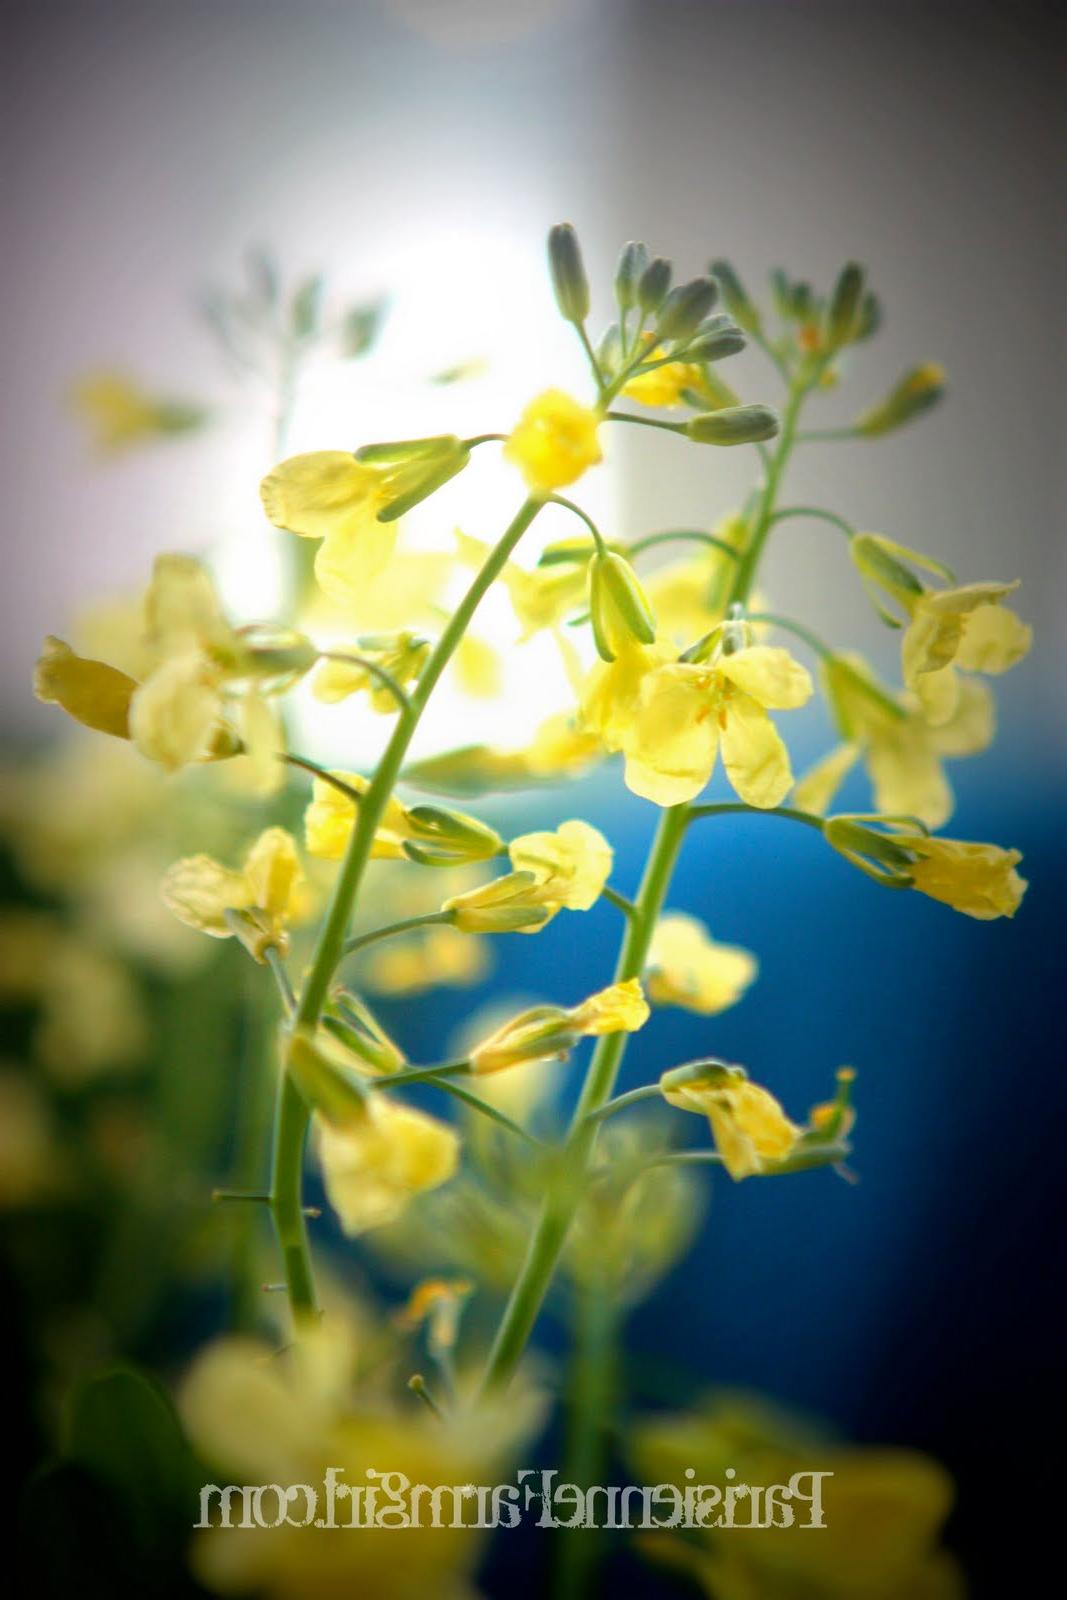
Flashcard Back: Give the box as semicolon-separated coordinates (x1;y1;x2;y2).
286;1026;371;1128
854;291;882;342
637;256;672;315
849;532;953;620
588;549;657;662
369;437;471;522
686;404;780;446
469;1004;579;1075
708;259;761;333
547;222;590;325
659;1058;740;1096
443;871;553;933
684;318;746;363
324;991;406;1076
614;240;649;310
823;814;924;886
402;804;505;866
825;261;866;349
855;363;946;436
655;277;718;343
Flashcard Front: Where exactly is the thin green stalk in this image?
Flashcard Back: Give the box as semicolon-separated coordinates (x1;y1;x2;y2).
318;650;412;712
342;910;454;959
628;529;740;561
267;495;544;1321
554;1274;619;1600
604;409;684;436
686;801;826;833
770;505;856;541
581;1082;662;1126
479;804;689;1395
728;380;808;606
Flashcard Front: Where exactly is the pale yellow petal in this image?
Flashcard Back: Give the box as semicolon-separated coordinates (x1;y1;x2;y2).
34;637;136;739
720;692;793;809
129;654;222;771
955;603;1032;675
792;743;861;817
160;855;251;936
717;645;813;709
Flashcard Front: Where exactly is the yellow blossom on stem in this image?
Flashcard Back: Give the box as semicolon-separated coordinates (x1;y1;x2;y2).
901;580;1032;722
906;836;1027;920
261;451;399;606
646;912;758;1015
507;818;613;911
312;633;428;713
362;925;490;996
503;389;603;494
71;371;206;453
161;826;305;959
303;772;413;861
612;642;813;808
661;1063;801;1180
443;870;555;934
469;978;649;1074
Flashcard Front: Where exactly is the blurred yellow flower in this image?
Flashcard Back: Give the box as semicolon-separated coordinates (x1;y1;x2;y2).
453;633;502;698
623;348;702;408
507;818;613;911
646;913;757;1014
503;389;602;494
312;634;428;713
661;1062;800;1180
612;643;813;808
469;978;649;1074
303;772;412;861
161;826;305;959
71;371;206;453
33;636;138;738
902;579;1031;722
362;924;490;995
261;451;399;607
317;1097;461;1234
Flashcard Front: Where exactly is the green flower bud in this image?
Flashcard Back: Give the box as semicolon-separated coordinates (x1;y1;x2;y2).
614;240;650;310
324;992;406;1077
659;1058;740;1095
854;291;882;342
368;437;471;522
686;404;780;446
823;814;925;887
708;259;761;334
655;277;719;343
588;549;657;662
825;261;866;349
402;804;505;866
229;624;319;691
684;318;746;363
849;532;955;623
855;364;946;436
286;1026;371;1128
547;222;590;325
637;257;672;315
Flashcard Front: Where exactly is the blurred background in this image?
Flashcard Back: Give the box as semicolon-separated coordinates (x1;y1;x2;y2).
2;2;1062;1597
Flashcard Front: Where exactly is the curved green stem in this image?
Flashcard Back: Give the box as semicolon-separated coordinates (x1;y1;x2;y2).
601;884;637;921
746;610;835;660
343;910;454;959
267;495;543;1322
479;804;689;1395
548;494;607;552
580;1081;662;1126
686;801;826;832
769;505;856;541
318;650;412;713
628;528;740;561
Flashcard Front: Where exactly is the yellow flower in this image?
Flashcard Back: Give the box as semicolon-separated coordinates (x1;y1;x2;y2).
312;634;428;713
662;1064;799;1179
503;389;603;494
902;579;1031;722
181;1318;542;1600
443;870;555;933
623;348;702;408
71;372;206;453
906;836;1027;920
507;818;613;911
453;633;502;697
362;924;490;995
260;452;398;606
469;978;649;1074
317;1097;460;1234
794;655;995;829
581;638;676;754
615;642;813;808
396;1277;473;1354
303;772;412;861
455;529;587;639
646;913;758;1014
33;636;138;738
161;827;305;959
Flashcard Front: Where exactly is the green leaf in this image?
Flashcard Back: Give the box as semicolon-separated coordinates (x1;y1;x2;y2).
341;298;387;358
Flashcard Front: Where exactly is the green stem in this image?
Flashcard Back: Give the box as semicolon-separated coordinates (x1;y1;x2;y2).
367;1059;471;1090
553;1274;619;1600
581;1082;662;1126
604;409;684;436
628;529;740;561
342;910;454;959
746;610;835;660
267;495;544;1322
728;379;809;606
770;505;856;541
479;804;688;1395
318;650;412;713
686;801;826;832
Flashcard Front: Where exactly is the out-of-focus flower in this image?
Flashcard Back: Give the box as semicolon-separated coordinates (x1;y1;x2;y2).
454;530;588;641
0;912;147;1084
161;827;305;959
362;924;490;996
71;372;208;453
261;437;469;607
396;1277;473;1357
453;634;502;698
469;978;648;1074
0;1070;65;1206
623;348;702;408
793;654;995;830
503;389;602;494
35;555;313;792
507;819;613;912
317;1097;461;1235
646;913;757;1014
631;1391;964;1600
181;1317;543;1600
312;633;429;713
